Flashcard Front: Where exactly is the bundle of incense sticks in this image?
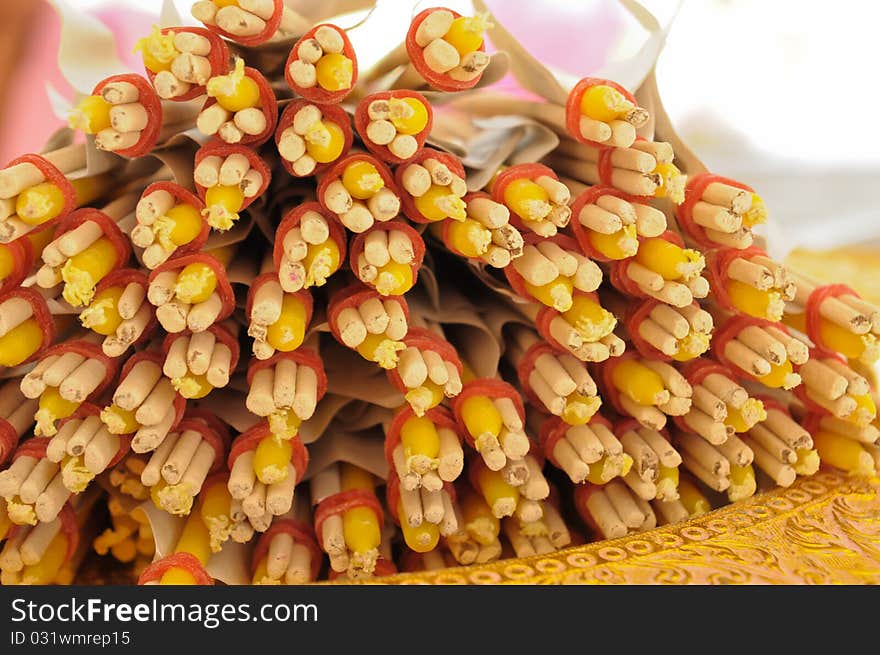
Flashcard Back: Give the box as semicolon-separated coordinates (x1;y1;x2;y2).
1;1;879;586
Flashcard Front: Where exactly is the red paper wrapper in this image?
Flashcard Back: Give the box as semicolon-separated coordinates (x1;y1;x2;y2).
385;327;461;395
251;519;322;581
565;77;638;147
246;348;327;404
272;202;347;274
608;230;686;299
138;552;213;585
316;153;399;224
354;90;433;164
405;8;486;92
349;220;425;293
227;421;308;484
677;173;755;249
139;182;209;258
569;185;644;262
0;286;55;366
202;67;278;147
194;142;271;211
313;487;384;543
41;339;119;401
4;154;77;227
162;322;241;384
539;414;612;468
56;206;131;272
93;74;162;158
384;405;460;470
286;24;358;104
91;268;157;348
504;232;583;303
327;284;409;347
452;378;524;450
396;148;466;224
150;252;236;324
275;100;353;177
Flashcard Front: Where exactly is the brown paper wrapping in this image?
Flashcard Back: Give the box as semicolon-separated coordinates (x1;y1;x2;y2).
304;428;388;481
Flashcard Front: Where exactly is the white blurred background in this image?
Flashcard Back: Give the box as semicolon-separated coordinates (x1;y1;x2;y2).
16;0;880;254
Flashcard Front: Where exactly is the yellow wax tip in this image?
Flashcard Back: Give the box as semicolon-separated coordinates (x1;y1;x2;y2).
444;14;491;56
525;276;574;312
204;186;244;231
356;333;404;369
16;183;66;226
315;53;353;92
304;240;341;287
587;224;638;260
80;286;124;335
305;120;345;163
200;482;232;553
757;360;795;389
794;448;820;476
61;236;118;306
374;260;413;296
399;504;440;553
727;280;783;321
813;429;875;476
154;480;195;516
135;25;178;73
562;294;617;342
671;332;711;362
400;415;441;461
172;373;214;399
504;178;550;222
743;194;768;227
342;160;384;199
159;567;199;585
653;162;685;204
0;318;43;367
404;381;444;415
0;243;15;281
579;84;631;122
729;463;754;488
819;319;875;361
389;97;429;135
851;393;877;427
268;409;302;440
266;293;307;352
208;58;260;112
636;237;704;281
69;95;112;134
101;404;140;435
461;395;502;439
253;435;292;485
562;392;601;425
447;218;491;257
6;497;37;526
724;398;766;433
611;359;667;405
62;454;94;493
415;185;466;222
36;387;80;436
175;262;218;304
154;203;203;251
343;506;381;554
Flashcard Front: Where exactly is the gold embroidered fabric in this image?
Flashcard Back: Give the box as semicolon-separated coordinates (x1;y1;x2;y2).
348;470;880;584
